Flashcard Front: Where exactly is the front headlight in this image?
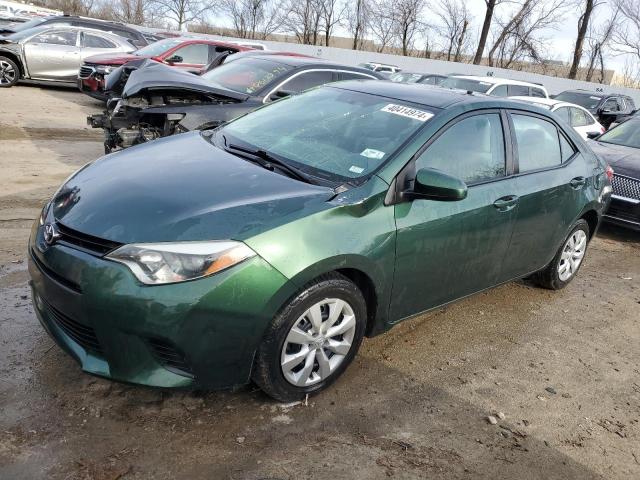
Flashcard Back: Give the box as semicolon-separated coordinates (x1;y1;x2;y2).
106;241;256;285
95;65;115;75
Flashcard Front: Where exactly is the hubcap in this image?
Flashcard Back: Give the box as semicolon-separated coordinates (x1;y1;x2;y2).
281;298;357;387
0;60;16;85
558;229;587;281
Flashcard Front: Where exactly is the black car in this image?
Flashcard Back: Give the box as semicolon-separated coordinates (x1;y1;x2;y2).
554;89;636;129
588;118;640;230
0;15;149;47
88;54;383;152
388;71;447;85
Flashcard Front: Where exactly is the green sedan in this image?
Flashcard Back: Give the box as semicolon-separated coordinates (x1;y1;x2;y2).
29;81;612;401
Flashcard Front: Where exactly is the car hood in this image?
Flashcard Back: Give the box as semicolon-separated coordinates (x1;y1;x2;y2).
588;140;640;178
51;132;334;244
84;52;148;66
120;60;248;101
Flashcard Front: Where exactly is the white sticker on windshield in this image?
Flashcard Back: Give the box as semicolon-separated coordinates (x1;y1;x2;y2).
380;104;434;122
360;148;385;160
349;165;365;174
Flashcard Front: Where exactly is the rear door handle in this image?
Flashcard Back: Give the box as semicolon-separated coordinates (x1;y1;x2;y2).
570;176;586;189
493;195;519;212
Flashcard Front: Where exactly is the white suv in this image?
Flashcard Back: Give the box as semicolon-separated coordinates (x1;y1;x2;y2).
358;62;401;74
442;75;549;99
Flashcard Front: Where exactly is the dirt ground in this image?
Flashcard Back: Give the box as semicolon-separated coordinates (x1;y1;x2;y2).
1;84;639;480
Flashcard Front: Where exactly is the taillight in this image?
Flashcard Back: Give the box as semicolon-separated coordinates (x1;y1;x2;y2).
605;165;614;182
600;126;606;134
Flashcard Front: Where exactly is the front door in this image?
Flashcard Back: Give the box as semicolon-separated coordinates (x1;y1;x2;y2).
24;30;81;81
390;111;519;321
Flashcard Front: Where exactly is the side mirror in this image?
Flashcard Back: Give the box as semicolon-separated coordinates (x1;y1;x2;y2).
405;168;468;202
165;55;183;64
269;89;295;101
586;131;601;140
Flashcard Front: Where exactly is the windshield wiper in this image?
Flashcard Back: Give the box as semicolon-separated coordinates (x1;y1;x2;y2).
226;143;316;184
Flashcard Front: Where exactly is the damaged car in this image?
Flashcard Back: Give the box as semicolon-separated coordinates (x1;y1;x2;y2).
88;54;382;152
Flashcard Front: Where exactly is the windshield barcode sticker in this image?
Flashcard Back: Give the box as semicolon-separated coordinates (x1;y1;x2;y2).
381;104;433;122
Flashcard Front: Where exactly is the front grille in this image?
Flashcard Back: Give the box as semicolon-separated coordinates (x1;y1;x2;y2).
147;338;194;378
607;201;639;223
57;222;122;256
78;65;95;79
611;174;640;200
42;297;103;354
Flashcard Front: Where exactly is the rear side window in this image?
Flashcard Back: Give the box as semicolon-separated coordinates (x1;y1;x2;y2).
416;113;506;183
531;88;546;98
281;70;335;92
560;134;576;162
512;114;562;171
82;33;116;49
555;107;570;124
508;85;530;96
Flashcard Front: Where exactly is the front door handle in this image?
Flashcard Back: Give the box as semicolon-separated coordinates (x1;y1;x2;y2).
493;195;519;212
570;176;586;189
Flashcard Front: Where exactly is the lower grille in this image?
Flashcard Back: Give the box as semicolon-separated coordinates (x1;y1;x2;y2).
42;298;103;354
147;338;194;378
607;201;639;223
611;174;640;201
79;65;95;79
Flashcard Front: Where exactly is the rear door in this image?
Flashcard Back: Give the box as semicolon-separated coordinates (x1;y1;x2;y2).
390;111;519;320
501;111;590;279
23;30;81;81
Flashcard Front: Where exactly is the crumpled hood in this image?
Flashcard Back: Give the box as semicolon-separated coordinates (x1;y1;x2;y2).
588;140;640;179
84;52;146;66
120;60;248;102
52;132;334;244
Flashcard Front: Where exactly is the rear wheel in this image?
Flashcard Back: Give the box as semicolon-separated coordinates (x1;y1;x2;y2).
533;219;590;290
0;56;19;88
252;274;366;402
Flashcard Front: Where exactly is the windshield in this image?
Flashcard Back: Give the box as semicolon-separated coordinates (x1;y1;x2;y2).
3;17;46;32
554;92;602;110
358;63;375;71
134;38;182;57
218;87;434;181
390;72;423;83
597;119;640;149
441;77;493;93
201;57;292;95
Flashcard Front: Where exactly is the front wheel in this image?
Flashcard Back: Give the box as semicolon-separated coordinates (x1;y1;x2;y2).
252;274;367;402
0;56;19;88
533;219;590;290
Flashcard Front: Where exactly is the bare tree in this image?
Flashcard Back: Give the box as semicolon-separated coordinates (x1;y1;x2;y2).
281;0;323;44
317;0;345;46
369;0;395;52
568;0;599;79
473;0;502;64
393;0;425;56
221;0;283;39
613;0;640;62
436;0;472;62
584;7;619;82
46;0;97;16
151;0;211;30
110;0;146;25
345;0;369;50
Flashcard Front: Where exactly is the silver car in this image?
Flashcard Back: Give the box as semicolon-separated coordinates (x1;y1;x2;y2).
0;25;135;88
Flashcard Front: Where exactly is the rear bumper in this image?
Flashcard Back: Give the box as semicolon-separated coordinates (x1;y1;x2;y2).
28;220;294;390
603;195;640;231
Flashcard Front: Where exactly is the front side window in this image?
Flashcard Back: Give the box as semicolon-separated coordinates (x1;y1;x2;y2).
512;114;562;172
554;107;571;124
172;43;209;64
279;70;335;93
339;71;375;81
490;85;508;97
508;85;530;96
416;113;506;183
219;87;433;180
570;107;591;127
602;98;620;112
82;33;116;49
531;88;546;98
201;57;293;95
30;30;77;46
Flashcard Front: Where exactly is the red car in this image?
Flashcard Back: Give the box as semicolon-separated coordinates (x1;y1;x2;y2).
78;37;251;100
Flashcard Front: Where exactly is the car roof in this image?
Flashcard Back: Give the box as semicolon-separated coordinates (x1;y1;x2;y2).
44;15;135;30
452;75;545;89
558;89;604;96
509;96;559;107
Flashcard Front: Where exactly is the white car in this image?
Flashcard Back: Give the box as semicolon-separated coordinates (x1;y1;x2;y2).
441;75;549;99
510;96;605;140
358;62;401;74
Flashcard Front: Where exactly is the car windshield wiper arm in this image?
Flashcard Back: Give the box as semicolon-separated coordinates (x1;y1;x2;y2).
226;143;316;184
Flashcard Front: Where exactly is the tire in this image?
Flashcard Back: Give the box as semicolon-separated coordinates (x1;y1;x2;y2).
533;219;590;290
0;56;19;88
252;273;367;402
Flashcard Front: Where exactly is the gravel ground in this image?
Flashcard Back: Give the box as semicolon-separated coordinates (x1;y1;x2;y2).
1;85;639;480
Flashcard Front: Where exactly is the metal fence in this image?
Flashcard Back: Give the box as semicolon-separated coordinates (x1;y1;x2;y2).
210;33;640;104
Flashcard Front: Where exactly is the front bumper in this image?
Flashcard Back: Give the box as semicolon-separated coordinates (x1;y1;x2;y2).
604;195;640;231
28;221;294;390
